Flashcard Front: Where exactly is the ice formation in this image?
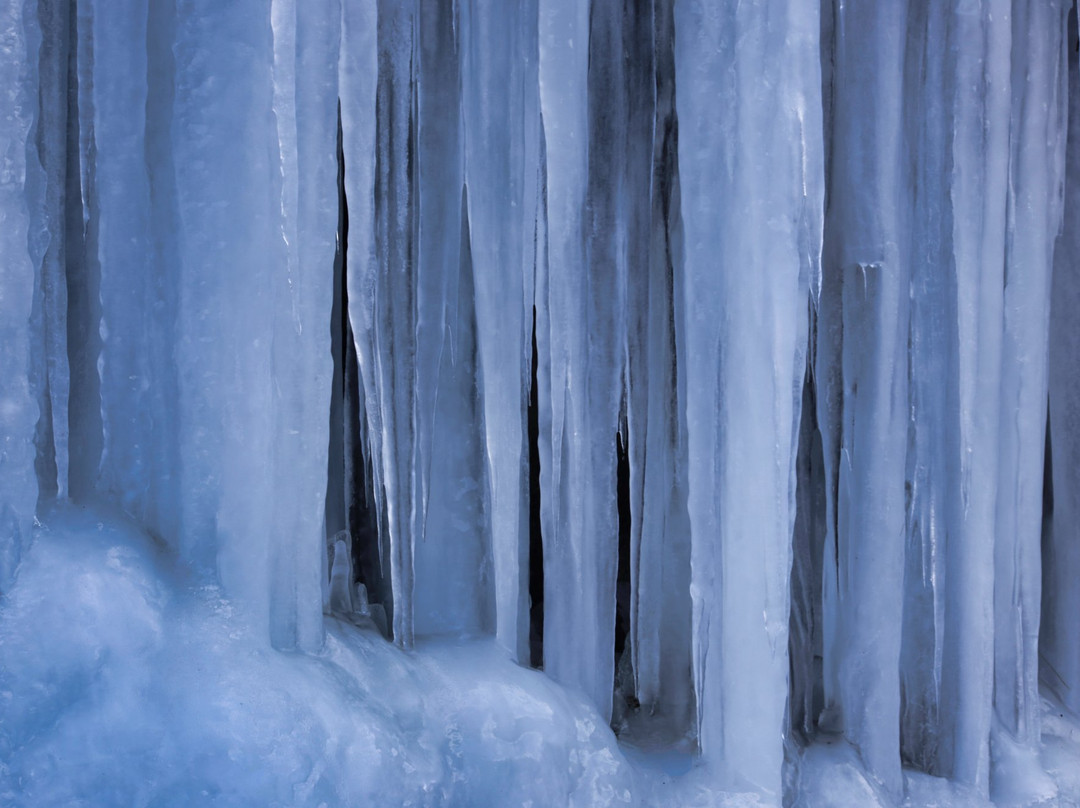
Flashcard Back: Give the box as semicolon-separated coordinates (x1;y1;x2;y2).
3;0;1080;805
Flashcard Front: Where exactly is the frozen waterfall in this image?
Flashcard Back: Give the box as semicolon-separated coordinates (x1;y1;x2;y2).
3;0;1080;805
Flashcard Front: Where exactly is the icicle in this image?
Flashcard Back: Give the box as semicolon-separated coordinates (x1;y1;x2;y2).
992;0;1070;753
172;0;286;639
0;0;40;591
86;0;181;546
339;0;380;561
1044;2;1080;722
90;0;154;521
538;0;620;719
30;0;72;503
411;0;493;638
899;2;955;777
144;0;182;543
344;0;422;647
938;0;1012;789
625;0;665;711
459;0;540;662
267;0;339;652
675;0;821;794
817;1;910;797
66;0;104;503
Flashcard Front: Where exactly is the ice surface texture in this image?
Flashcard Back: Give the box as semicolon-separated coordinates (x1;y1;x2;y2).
0;510;633;807
2;0;1080;804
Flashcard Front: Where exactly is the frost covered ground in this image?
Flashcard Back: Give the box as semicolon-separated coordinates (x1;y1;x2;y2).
0;508;631;807
3;508;1079;807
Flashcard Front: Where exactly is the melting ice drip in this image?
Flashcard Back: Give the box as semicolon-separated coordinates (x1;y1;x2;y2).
2;0;1080;802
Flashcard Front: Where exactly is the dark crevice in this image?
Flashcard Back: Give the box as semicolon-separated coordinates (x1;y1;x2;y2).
613;426;636;724
1040;395;1056;694
327;100;387;629
615;430;632;661
1043;398;1054;521
528;307;545;669
789;351;827;744
326;100;348;543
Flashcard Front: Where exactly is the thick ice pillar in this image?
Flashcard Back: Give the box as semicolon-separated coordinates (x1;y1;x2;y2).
993;0;1069;752
411;0;494;638
268;0;339;652
899;2;956;779
1044;4;1080;721
172;0;286;638
819;1;908;796
626;0;693;725
675;0;821;795
89;0;156;520
0;0;40;591
459;0;540;661
538;0;620;718
939;0;1012;788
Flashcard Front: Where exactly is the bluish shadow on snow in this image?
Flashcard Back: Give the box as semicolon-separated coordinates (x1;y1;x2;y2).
4;508;1079;808
0;507;633;807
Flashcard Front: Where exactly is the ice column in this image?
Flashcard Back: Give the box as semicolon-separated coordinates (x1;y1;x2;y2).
1044;4;1080;720
66;0;103;501
0;0;40;591
172;0;285;638
818;0;908;796
624;0;693;724
348;0;462;647
939;0;1012;788
268;0;339;652
460;0;540;663
993;0;1069;751
84;0;182;544
899;2;956;778
28;0;72;502
338;0;381;613
88;0;156;521
411;0;493;637
675;0;821;795
538;0;621;718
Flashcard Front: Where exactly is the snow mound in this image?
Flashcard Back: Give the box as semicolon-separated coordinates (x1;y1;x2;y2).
0;507;633;807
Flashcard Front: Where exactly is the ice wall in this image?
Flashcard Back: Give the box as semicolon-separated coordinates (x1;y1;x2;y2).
811;0;1070;797
3;0;1080;803
0;0;340;650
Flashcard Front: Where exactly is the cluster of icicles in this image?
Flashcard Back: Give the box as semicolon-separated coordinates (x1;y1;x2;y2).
2;0;1079;799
